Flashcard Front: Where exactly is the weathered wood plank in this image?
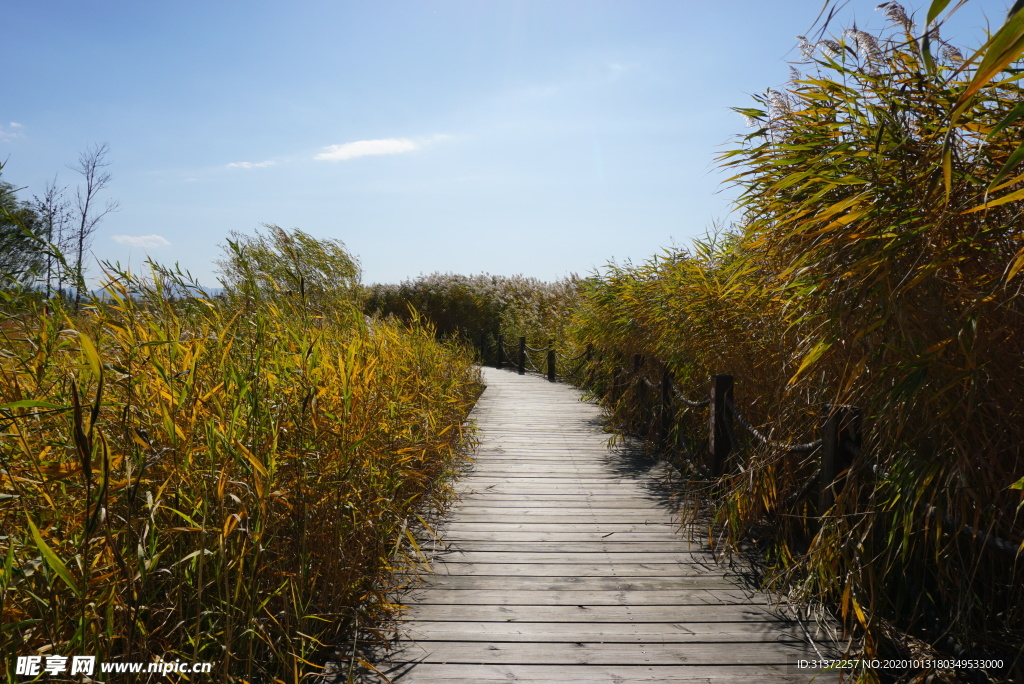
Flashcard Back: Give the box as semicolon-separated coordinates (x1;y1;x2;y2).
379;640;820;665
420;541;709;553
429;551;715;563
397;589;769;606
355;664;823;683
424;561;722;577
438;522;682;531
433;531;692;542
400;571;757;591
453;503;686;512
399;620;830;643
446;514;681;525
455;493;685;503
397;604;799;623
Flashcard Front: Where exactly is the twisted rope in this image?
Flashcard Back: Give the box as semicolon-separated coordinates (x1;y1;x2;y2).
925;509;1020;557
642;377;662;389
522;349;543;373
673;385;710;408
725;398;822;453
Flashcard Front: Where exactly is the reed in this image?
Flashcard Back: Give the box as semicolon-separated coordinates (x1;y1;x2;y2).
363;272;581;355
560;6;1024;680
1;233;480;682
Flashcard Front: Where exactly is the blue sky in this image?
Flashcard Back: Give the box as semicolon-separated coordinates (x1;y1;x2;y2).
2;0;1012;287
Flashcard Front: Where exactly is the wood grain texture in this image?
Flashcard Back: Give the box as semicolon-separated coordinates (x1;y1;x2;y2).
347;368;838;683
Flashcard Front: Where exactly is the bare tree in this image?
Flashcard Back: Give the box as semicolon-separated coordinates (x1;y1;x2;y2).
69;142;118;307
33;175;73;298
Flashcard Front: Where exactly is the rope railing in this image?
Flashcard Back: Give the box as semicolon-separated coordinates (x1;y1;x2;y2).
673;385;710;408
925;505;1021;558
477;335;861;518
725;398;823;453
522;350;543;374
476;334;1022;561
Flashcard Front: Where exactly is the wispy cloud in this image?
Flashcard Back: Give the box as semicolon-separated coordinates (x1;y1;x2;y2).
226;160;276;169
315;138;420;161
112;234;171;248
0;122;24;140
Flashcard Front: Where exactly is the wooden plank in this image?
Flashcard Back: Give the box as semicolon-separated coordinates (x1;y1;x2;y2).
454;493;684;503
429;551;714;563
453;498;684;508
352;663;825;683
451;506;684;514
448;514;680;524
435;532;690;542
438;525;684;534
440;505;687;516
424;562;723;577
379;640;820;665
399;620;830;643
417;541;711;553
397;589;769;606
399;576;750;591
397;604;798;623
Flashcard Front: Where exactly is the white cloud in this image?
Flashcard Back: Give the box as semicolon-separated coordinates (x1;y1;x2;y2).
315;138;419;161
226;160;276;169
112;234;171;248
0;122;24;140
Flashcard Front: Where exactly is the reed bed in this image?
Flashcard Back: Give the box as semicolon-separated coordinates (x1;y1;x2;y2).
0;247;480;682
364;272;581;355
559;8;1024;681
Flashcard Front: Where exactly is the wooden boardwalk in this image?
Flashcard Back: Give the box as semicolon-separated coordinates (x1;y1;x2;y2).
368;367;836;683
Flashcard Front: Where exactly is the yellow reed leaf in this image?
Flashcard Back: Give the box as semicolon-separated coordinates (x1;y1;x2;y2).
27;516;82;598
788;339;832;387
851;596;868;629
222;513;243;538
233;439;268;478
962;185;1024;213
76;331;102;380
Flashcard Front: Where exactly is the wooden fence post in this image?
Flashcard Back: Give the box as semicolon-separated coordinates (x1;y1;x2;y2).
547;339;556;382
496;334;504;369
586;343;594;362
708;374;734;477
818;404;861;517
659;366;672;448
518;336;526;375
479;332;487;365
